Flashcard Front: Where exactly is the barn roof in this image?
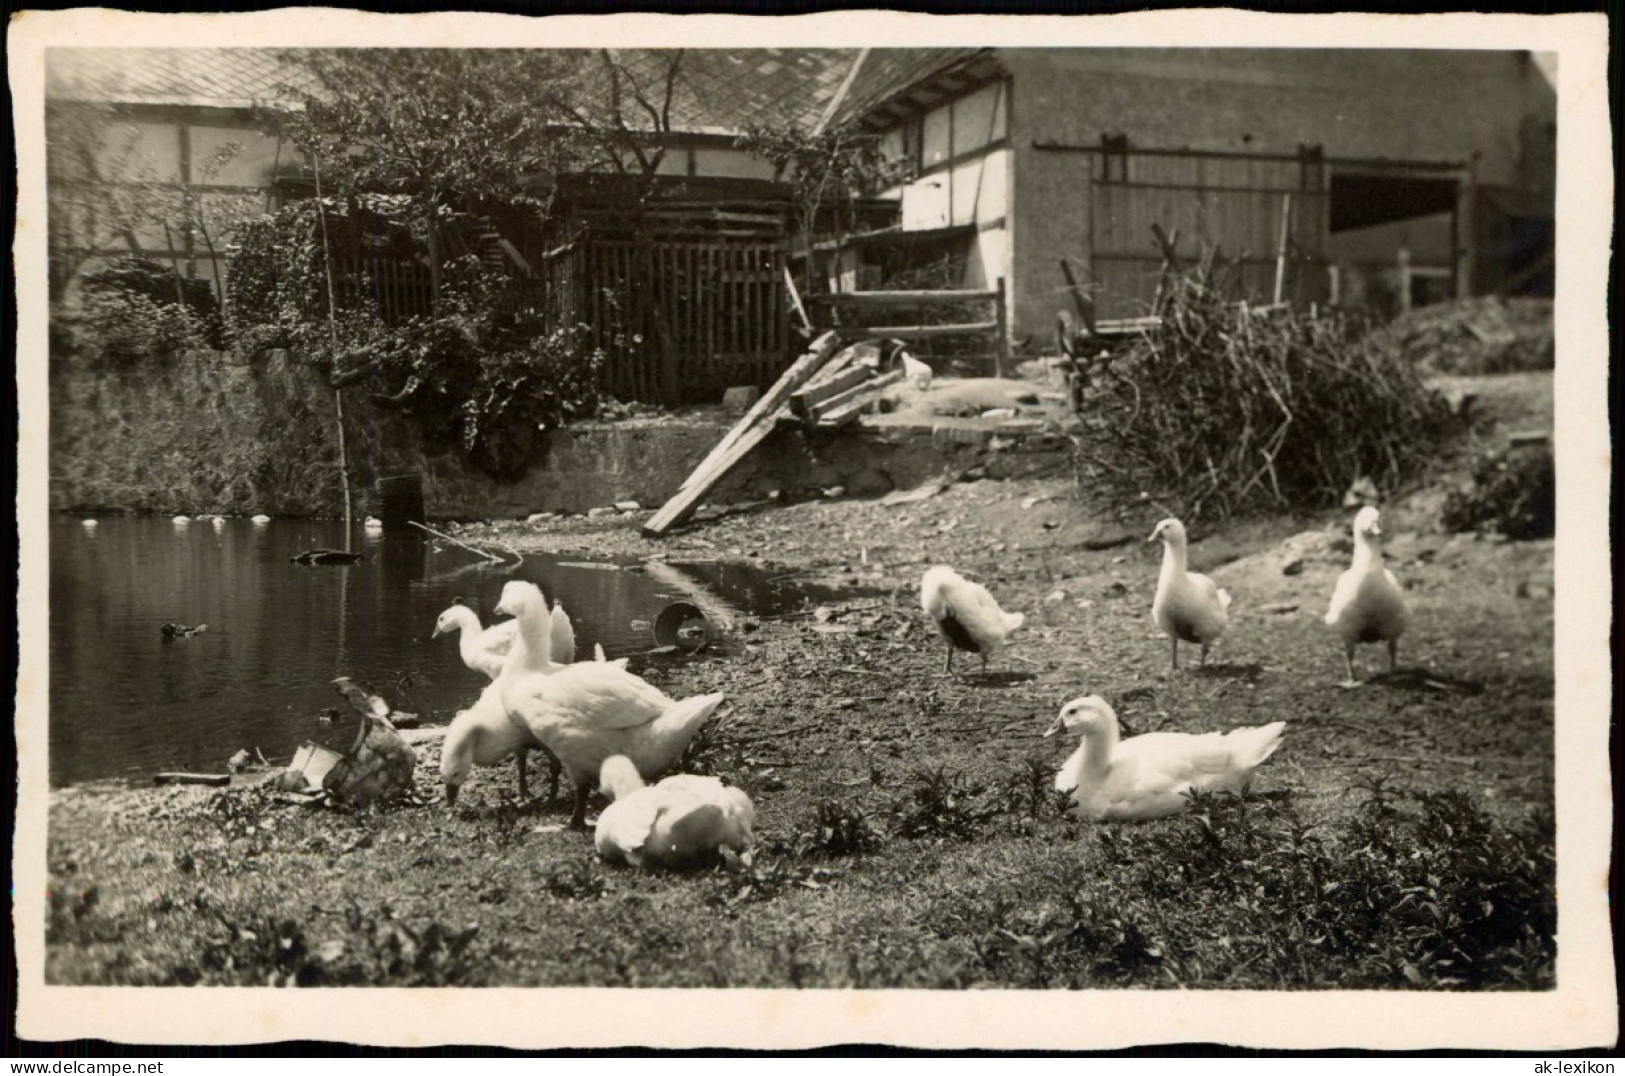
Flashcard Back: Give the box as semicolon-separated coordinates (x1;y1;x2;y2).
43;46;869;134
45;48;310;109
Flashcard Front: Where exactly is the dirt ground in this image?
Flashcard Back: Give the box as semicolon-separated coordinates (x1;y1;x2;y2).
43;371;1557;990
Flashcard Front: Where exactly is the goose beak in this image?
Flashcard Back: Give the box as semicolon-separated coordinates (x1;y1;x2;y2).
431;624;447;639
1043;714;1065;738
1145;529;1160;544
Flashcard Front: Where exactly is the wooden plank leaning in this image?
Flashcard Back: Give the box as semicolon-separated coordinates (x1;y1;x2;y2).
647;331;843;536
678;331;842;493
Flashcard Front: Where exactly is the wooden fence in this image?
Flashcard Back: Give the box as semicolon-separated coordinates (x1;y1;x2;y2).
327;234;791;407
514;236;792;406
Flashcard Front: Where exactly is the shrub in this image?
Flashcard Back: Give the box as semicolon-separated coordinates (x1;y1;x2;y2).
1078;260;1459;519
77;289;210;366
1440;447;1555;540
888;766;999;842
786;800;885;857
83;256;218;324
223;201;606;479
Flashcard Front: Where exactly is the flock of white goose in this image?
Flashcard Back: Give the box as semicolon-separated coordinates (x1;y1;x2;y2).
430;504;1409;866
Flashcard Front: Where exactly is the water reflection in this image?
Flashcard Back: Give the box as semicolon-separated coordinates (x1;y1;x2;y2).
48;516;870;786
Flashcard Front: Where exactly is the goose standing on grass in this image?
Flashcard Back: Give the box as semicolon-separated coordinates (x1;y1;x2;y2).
594;755;755;868
440;682;559;805
1325;505;1409;687
1149;518;1231;671
1046;696;1285;821
495;581;725;829
919;565;1025;675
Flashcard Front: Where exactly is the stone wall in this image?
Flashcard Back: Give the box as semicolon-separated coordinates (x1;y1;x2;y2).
49;347;1073;520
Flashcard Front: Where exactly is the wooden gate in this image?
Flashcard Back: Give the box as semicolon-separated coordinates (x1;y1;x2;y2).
1079;145;1331;319
572;236;790;406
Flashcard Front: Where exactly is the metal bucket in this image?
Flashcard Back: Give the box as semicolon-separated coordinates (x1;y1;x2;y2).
652;601;713;651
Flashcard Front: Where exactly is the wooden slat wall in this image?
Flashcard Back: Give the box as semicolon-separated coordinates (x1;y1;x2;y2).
316;232;790;406
1089;150;1331;318
573;236;790;406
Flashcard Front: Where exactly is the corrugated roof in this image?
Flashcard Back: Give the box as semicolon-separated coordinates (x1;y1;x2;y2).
43;47;862;133
45;48;308;107
606;49;858;134
830;47;999;129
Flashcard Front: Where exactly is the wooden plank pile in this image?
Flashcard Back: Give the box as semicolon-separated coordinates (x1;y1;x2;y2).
643;332;909;536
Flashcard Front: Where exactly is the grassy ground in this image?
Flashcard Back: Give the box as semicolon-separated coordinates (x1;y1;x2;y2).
45;373;1556;990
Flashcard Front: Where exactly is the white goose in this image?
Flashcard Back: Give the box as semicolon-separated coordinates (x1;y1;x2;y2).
920;565;1025;675
1046;696;1285;821
1325;505;1409;686
1149;518;1231;671
440;681;554;805
431;600;582;680
593;755;755;869
494;581;725;829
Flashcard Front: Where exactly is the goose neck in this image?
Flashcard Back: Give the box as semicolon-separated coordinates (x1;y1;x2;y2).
1158;537;1188;580
1352;533;1383;573
1080;720;1119;775
511;603;554;670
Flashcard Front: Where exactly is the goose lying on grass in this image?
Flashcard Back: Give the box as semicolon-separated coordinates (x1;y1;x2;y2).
1325;505;1409;687
1046;696;1285;821
920;565;1025;675
594;755;755;868
495;581;725;829
1149;518;1231;671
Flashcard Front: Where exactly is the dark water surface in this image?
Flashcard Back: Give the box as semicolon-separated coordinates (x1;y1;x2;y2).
49;516;866;786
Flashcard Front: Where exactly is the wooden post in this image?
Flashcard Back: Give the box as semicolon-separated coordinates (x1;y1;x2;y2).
1272;193;1292;307
993;276;1010;379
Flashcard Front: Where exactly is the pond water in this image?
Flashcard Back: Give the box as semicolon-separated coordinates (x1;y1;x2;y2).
48;516;869;787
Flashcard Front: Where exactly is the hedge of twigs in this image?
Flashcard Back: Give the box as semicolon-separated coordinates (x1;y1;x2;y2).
1078;258;1458;520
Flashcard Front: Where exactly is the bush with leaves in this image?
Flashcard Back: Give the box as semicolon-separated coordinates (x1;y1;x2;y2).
1440;447;1555;540
1078;258;1460;519
224;201;606;478
76;289;211;367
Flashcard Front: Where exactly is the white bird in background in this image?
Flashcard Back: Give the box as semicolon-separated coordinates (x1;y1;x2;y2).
901;352;934;392
1148;518;1231;671
593;755;756;869
919;565;1025;675
494;581;725;829
1325;505;1409;687
433;603;519;681
432;597;587;681
251;514;272;524
364;516;384;532
81;519;98;528
1046;695;1285;821
172;515;191;524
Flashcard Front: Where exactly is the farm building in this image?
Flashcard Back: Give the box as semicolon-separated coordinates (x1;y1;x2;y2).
822;47;1557;349
46;46;1558;394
